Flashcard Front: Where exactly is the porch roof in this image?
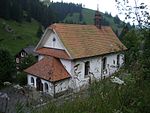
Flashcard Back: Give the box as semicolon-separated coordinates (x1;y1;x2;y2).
36;47;70;59
24;57;70;82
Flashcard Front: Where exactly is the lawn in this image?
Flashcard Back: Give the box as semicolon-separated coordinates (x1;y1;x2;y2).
0;18;40;55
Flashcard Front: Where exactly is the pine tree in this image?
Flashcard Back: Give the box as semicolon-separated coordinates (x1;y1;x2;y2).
36;24;43;38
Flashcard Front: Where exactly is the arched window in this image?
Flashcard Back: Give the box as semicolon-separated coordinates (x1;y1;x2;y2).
31;77;34;86
44;83;49;92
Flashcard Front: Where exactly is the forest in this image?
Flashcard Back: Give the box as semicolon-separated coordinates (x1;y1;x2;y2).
0;0;83;27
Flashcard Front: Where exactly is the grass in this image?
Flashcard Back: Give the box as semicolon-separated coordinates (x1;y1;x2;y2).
0;18;40;55
33;68;150;113
82;8;95;24
64;13;80;23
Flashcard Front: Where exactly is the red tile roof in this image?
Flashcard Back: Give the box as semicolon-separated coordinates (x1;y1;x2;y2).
36;47;70;59
24;57;70;82
49;24;127;59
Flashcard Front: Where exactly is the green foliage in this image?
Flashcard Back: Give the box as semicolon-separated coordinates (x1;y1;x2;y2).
121;29;141;68
49;2;82;23
0;18;39;55
15;101;25;113
19;55;36;71
16;54;36;85
0;48;16;84
141;29;150;79
36;24;43;38
34;69;150;113
10;0;23;22
16;72;27;85
114;15;121;24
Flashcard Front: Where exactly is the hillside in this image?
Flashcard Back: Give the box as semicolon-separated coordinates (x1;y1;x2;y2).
0;18;39;55
64;8;125;34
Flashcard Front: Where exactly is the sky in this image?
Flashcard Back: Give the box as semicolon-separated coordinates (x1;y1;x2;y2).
51;0;150;23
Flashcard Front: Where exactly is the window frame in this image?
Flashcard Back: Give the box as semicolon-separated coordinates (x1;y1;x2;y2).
85;61;90;77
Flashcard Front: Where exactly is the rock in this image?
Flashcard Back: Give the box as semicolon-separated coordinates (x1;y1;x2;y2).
110;76;125;85
4;25;14;33
0;93;9;100
13;84;23;90
3;81;12;86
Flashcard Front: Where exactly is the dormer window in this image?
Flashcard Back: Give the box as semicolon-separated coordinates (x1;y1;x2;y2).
52;37;56;47
53;37;56;42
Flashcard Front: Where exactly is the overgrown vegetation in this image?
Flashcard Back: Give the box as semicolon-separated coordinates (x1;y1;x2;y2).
0;48;16;88
16;54;37;85
33;67;150;113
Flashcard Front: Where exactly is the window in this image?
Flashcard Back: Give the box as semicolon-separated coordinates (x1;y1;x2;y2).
85;61;90;76
52;37;56;47
113;60;115;65
21;52;24;57
117;54;120;67
16;58;19;63
44;83;49;92
31;77;34;86
102;57;107;70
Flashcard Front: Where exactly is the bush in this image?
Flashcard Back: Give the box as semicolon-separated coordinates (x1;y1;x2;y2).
16;72;27;85
0;48;16;85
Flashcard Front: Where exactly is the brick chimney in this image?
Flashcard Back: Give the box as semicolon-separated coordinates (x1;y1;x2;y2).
94;4;102;29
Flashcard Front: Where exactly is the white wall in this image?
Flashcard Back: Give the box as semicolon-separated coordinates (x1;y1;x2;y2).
41;79;54;95
60;59;72;75
120;54;124;66
43;32;65;50
27;74;54;96
27;52;125;96
27;74;70;96
55;79;70;94
38;55;44;61
70;53;125;90
104;54;118;77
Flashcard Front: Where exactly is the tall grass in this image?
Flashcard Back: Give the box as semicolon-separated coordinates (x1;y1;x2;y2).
33;68;150;113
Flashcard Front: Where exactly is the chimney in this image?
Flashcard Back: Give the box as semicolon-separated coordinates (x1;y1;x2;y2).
94;4;102;29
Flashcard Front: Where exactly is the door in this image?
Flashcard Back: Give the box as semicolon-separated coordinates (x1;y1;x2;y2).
36;77;43;91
